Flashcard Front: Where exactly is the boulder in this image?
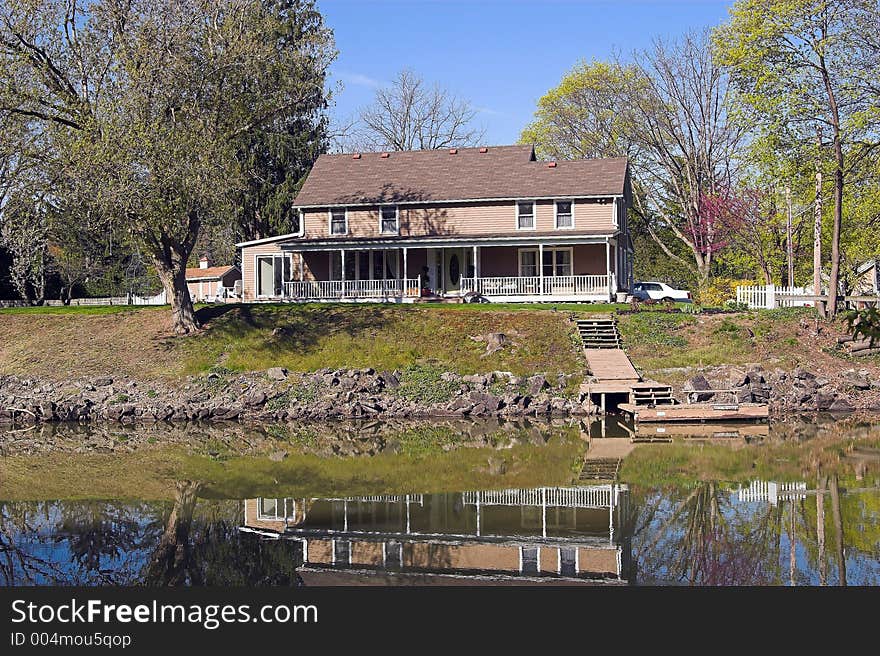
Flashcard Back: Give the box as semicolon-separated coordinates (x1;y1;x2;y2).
828;396;854;413
526;374;549;395
840;370;870;390
683;373;714;402
816;392;836;411
244;390;268;407
793;367;816;381
267;367;288;381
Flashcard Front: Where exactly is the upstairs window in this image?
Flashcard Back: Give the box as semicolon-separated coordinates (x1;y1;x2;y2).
555;201;573;228
517;201;536;229
330;208;347;235
380;206;399;234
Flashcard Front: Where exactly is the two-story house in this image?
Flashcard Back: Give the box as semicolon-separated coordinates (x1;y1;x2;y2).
237;144;633;303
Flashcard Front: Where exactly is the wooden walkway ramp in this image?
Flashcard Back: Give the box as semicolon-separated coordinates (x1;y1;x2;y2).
583;348;640;382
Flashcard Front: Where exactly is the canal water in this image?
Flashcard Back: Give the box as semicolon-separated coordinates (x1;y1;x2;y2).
1;417;877;585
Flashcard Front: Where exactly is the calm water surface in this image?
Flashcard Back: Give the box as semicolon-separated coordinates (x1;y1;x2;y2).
1;417;878;586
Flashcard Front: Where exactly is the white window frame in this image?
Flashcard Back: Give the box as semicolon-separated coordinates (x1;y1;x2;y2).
518;249;539;277
328;207;348;236
517;247;574;277
515;200;536;230
379;205;399;235
554;200;575;229
329;250;401;281
257;498;280;520
254;253;293;298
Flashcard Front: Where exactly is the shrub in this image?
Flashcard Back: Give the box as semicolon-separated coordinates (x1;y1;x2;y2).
698;278;757;307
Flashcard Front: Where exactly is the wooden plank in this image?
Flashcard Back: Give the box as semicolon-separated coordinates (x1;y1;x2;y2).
584;348;640;381
618;402;768;423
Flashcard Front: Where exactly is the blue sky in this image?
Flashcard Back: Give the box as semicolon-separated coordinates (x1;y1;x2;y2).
318;0;734;147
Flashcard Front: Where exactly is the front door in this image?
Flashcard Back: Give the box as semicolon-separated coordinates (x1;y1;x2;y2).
443;248;464;293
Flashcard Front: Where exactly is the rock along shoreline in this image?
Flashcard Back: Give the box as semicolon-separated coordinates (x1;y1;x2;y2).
3;362;877;426
0;368;586;425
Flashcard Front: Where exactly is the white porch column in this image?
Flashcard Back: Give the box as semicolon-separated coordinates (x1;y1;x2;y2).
341;249;346;297
605;238;612;301
403;247;408;282
299;252;304;281
538;243;544;296
472;245;478;280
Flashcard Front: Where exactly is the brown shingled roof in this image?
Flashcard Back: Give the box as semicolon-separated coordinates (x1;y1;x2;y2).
185;265;237;280
293;145;628;207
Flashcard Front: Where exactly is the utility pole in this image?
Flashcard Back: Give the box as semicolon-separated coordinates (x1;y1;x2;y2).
814;127;824;316
785;185;794;288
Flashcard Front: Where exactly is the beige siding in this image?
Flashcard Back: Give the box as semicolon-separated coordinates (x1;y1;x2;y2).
241;243;325;300
540;547;559;574
301;199;616;239
243;499;285;533
577;548;619;576
241;242;284;301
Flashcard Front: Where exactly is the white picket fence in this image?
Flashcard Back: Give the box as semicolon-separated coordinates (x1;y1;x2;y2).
735;284;822;310
0;289;167;308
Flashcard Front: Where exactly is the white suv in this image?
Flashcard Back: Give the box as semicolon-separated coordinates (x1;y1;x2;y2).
631;281;692;303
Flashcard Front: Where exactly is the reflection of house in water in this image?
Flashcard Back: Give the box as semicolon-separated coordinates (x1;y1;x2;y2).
737;480;808;506
241;485;632;584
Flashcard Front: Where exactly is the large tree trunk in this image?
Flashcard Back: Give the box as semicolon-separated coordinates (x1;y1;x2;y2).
153;249;199;335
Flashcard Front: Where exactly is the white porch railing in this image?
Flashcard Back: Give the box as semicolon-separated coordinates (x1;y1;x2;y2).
462;485;619;509
460;274;609;298
284;278;420;300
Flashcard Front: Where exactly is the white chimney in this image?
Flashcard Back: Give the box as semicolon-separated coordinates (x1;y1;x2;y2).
199;255;210;269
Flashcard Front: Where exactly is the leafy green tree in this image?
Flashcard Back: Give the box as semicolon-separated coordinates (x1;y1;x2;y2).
714;0;880;316
0;0;335;332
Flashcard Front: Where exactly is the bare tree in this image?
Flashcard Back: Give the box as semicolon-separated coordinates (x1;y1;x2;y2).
627;33;747;287
354;69;485;152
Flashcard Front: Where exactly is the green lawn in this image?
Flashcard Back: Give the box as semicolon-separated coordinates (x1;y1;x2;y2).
0;302;589;381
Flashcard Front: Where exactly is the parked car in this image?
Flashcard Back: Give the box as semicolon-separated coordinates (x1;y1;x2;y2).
630;281;692;303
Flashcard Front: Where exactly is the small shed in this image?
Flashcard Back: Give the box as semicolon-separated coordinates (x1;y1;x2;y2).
186;256;242;302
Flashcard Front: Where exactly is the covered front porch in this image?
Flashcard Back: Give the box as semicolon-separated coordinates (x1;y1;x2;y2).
256;236;626;303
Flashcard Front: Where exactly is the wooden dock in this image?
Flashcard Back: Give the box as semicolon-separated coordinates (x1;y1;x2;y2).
618;402;769;423
576;315;768;422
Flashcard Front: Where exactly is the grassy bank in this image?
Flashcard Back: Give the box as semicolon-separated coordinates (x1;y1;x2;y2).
616;307;870;383
0;302;586;382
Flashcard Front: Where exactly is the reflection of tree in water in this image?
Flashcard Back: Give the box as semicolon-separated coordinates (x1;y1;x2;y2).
633;482;785;585
0;500;162;585
54;501;160;578
1;483;301;586
142;481;302;586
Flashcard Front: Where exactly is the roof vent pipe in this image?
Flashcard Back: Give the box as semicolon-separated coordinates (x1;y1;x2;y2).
449;148;458;154
479;147;488;153
380;152;390;158
547;162;557;168
352;153;361;159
